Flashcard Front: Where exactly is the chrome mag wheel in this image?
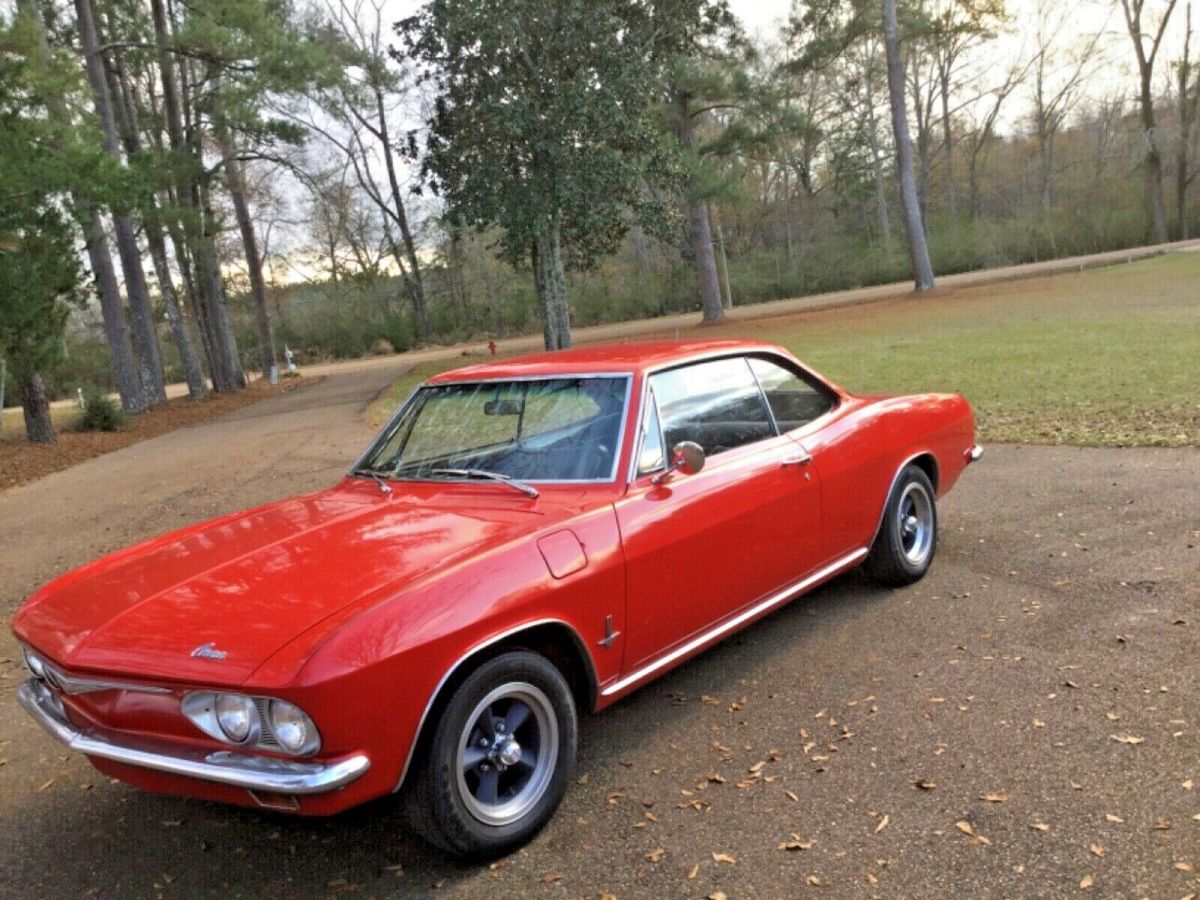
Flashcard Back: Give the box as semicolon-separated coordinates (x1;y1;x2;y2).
898;480;934;566
455;682;559;827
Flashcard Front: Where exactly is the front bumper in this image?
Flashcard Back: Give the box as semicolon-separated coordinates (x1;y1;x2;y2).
17;679;370;795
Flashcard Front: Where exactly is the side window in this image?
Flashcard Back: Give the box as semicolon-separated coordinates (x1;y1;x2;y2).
650;357;774;458
748;357;836;433
635;387;665;476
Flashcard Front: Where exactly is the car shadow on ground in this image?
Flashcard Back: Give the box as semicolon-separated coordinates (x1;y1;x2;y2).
5;572;884;897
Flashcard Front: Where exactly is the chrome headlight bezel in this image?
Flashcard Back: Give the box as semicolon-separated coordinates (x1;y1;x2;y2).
22;647;46;680
181;691;321;757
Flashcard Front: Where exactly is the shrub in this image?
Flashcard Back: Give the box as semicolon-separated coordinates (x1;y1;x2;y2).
79;388;124;432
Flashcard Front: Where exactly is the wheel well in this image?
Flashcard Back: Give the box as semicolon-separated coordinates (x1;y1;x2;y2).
910;452;939;493
398;622;596;791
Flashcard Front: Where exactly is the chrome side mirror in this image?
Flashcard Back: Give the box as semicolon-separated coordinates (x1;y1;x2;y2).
652;440;705;484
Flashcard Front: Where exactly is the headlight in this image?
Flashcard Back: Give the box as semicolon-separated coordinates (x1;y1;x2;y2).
215;694;258;743
269;700;321;755
182;691;319;755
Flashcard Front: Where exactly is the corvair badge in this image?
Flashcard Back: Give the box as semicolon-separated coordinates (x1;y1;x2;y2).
190;642;228;661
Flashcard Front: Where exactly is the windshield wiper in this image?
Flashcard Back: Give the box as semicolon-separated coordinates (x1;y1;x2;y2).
350;467;393;494
429;468;539;498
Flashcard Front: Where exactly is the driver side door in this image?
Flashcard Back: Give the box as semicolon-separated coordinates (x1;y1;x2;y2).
615;356;825;674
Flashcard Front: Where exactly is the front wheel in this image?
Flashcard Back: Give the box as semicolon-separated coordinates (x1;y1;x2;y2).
404;651;577;859
863;464;938;586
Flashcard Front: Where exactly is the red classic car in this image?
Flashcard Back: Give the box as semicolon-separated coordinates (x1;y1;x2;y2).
14;339;980;857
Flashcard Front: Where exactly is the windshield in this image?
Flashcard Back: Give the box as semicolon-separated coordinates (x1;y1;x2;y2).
358;376;630;482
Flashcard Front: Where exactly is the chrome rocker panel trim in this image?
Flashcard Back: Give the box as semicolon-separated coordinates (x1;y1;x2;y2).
600;547;869;698
17;679;369;795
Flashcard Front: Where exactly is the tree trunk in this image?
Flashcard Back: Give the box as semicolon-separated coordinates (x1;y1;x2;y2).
83;209;147;412
865;99;893;240
1121;0;1176;244
532;217;571;351
373;83;430;341
19;371;54;445
105;39;208;400
883;0;935;290
1175;4;1195;240
217;124;277;377
675;93;724;322
147;220;209;399
1140;70;1170;244
939;71;957;224
75;0;167;406
712;210;733;310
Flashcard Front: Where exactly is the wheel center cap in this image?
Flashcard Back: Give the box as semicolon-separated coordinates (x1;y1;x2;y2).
496;738;522;767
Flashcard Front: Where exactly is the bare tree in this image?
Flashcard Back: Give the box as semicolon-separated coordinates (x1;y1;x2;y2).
883;0;935;289
301;0;430;340
1029;0;1107;213
964;60;1028;217
1120;0;1179;243
1174;3;1200;237
925;0;1006;224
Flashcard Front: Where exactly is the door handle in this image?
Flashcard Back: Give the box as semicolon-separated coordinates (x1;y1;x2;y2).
781;452;812;467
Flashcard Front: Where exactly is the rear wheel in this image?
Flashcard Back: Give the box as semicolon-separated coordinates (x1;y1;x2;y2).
404;651;576;859
864;464;937;586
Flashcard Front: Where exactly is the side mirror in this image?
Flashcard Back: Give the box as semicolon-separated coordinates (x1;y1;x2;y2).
652;441;705;484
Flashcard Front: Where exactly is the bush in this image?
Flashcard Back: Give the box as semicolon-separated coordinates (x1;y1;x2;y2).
79;388;124;432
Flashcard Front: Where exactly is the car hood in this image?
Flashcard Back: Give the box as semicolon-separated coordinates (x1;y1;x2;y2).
13;480;571;687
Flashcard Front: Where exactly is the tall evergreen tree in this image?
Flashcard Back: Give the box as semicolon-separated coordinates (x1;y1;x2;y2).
0;9;88;443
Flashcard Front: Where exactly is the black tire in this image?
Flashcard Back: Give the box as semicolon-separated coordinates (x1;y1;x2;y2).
863;464;938;586
403;651;577;859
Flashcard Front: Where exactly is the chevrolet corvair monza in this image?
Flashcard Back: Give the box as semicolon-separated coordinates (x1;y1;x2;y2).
14;339;981;857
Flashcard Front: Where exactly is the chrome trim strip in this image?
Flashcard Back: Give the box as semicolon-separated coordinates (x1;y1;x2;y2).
393;617;596;791
32;656;171;696
599;548;869;698
627;349;844;483
17;680;369;796
868;451;937;549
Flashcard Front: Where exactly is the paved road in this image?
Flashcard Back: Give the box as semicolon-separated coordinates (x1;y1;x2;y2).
1;368;1198;898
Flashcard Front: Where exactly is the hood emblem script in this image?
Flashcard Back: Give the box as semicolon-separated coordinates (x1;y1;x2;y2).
190;642;228;661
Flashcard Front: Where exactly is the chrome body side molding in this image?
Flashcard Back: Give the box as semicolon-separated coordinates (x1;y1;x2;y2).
599;547;869;698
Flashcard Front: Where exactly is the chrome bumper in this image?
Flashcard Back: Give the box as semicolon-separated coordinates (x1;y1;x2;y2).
17;679;370;795
965;444;984;463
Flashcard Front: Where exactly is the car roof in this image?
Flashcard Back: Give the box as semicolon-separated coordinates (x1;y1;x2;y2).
425;339;787;384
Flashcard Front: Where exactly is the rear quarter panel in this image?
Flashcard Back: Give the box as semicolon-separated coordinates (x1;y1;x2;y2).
804;393;975;561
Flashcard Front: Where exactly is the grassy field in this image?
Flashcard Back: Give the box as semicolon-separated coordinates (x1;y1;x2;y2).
368;253;1200;447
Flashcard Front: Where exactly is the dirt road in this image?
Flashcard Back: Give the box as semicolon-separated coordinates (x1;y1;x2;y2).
2;366;1198;898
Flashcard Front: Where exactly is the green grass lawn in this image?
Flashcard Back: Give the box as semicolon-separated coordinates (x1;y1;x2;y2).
779;253;1199;446
368;253;1200;447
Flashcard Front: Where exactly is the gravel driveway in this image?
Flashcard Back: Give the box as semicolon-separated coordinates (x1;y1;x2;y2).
1;366;1197;898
